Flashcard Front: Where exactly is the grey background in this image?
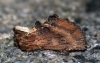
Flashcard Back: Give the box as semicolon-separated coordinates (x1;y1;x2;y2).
0;0;100;63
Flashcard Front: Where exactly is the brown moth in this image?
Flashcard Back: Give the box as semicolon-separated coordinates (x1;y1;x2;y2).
13;14;86;51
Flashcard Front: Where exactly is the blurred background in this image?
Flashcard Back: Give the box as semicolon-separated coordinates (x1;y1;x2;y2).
0;0;100;33
0;0;100;63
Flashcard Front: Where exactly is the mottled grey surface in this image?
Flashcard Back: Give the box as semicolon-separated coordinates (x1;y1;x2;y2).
0;0;100;63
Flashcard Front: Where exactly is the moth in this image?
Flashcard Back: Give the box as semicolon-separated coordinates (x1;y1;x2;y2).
13;14;86;51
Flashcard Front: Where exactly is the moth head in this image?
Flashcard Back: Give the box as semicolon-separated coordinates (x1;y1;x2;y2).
13;26;30;33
